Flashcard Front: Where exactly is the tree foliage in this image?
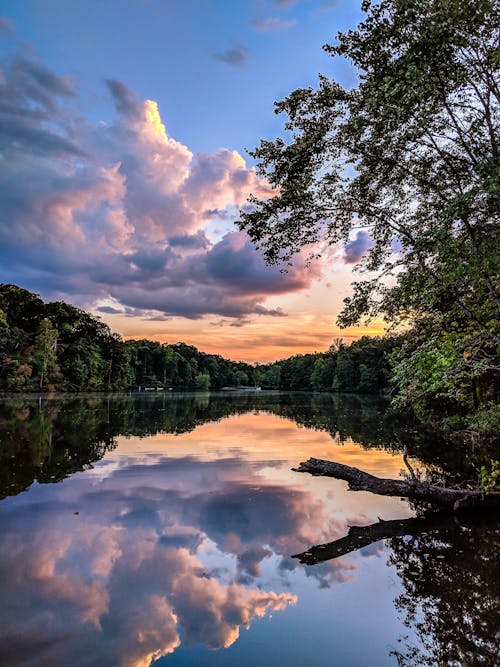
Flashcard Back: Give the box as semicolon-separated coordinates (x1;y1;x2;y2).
256;335;397;393
33;319;58;390
388;514;499;666
239;0;499;418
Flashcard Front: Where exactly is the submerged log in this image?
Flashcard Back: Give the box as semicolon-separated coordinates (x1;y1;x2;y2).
293;458;500;511
292;513;453;565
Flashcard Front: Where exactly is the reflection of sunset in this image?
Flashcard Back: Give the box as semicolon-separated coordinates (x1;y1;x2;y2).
114;411;407;478
107;410;416;535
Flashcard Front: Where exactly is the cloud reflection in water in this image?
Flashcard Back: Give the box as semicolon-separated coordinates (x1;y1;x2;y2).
0;394;419;666
0;451;361;666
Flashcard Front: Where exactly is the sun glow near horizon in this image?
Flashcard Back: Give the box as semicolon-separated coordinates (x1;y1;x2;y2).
117;313;387;364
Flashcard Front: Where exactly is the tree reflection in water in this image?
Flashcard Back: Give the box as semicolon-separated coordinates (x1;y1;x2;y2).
296;509;499;665
388;512;499;666
1;391;495;500
0;392;498;666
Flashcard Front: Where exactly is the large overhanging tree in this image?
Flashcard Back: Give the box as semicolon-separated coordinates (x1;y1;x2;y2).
239;0;499;414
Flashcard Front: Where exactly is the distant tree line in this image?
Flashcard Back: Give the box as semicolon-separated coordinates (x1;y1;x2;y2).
255;336;398;394
0;284;398;396
0;284;255;392
1;285;498;433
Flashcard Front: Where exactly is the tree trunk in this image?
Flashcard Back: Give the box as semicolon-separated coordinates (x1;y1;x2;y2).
293;458;500;511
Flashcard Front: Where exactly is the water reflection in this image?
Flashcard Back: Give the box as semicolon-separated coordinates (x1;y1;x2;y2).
389;513;499;666
295;510;499;666
0;393;498;666
0;392;490;499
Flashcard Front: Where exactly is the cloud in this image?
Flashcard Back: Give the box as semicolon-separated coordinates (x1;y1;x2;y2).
320;0;340;10
0;50;323;321
96;305;124;314
251;17;297;32
106;78;142;118
199;231;319;295
181;149;274;215
360;542;385;558
213;41;249;67
99;230;318;319
168;230;210;249
343;231;373;264
0;54;80;158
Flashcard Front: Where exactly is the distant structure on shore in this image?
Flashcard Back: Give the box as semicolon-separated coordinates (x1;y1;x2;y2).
221;386;262;391
136;386;262;392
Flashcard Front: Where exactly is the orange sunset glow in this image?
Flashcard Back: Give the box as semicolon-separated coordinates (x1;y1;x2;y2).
119;314;387;363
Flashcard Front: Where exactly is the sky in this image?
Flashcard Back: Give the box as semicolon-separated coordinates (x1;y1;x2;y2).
0;0;383;363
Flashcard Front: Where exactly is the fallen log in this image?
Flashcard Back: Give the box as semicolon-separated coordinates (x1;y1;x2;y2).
292;513;453;565
292;458;500;511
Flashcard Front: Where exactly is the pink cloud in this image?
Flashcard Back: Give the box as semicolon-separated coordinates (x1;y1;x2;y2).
0;53;324;321
0;455;308;665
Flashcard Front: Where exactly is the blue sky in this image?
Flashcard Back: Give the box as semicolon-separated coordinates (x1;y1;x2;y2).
0;1;379;362
3;0;361;154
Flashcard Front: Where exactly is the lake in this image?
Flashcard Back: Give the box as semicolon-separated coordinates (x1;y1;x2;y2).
0;392;498;666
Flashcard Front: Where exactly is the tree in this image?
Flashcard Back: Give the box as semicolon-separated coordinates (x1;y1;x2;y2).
234;369;249;387
102;333;129;391
161;345;178;387
0;284;44;334
0;308;9;357
388;514;499;666
33;319;58;390
311;357;326;391
239;0;499;416
261;364;281;389
194;371;211;391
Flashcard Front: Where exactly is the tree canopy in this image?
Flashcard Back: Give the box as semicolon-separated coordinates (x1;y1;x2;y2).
239;0;499;418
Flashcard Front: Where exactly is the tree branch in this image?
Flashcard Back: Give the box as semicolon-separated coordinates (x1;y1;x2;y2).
293;458;500;510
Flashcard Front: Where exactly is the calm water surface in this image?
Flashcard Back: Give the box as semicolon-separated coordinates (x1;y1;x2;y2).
0;392;498;666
